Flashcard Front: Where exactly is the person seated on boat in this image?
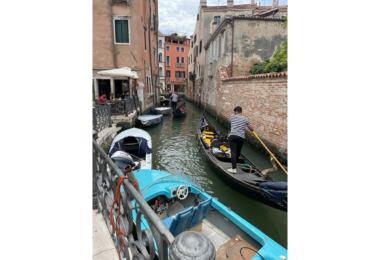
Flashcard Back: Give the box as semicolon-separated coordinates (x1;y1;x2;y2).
110;150;135;172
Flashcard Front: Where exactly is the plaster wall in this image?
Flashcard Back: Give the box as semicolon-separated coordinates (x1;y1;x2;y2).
232;19;286;76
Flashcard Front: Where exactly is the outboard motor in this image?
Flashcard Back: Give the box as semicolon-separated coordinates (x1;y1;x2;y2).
150;107;158;115
111;151;135;171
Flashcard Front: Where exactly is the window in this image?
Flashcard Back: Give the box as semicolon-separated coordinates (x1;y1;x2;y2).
154;48;156;65
159;40;162;48
214;16;221;24
175;71;185;79
194;34;197;43
191;41;193;48
197;14;199;20
181;47;184;52
221;31;226;56
144;26;147;51
113;16;130;44
181;57;185;63
166;56;170;65
147;77;152;93
176;57;180;63
176;47;180;52
166;46;170;51
159;53;162;62
153;13;156;31
159;67;163;76
199;40;202;53
166;70;171;78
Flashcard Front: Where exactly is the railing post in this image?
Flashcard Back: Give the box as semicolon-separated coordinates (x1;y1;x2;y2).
93;107;98;132
107;105;112;127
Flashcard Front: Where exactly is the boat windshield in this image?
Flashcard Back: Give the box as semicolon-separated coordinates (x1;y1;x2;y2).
142;174;204;195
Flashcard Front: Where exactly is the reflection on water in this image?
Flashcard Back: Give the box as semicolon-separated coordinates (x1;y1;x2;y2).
141;101;287;249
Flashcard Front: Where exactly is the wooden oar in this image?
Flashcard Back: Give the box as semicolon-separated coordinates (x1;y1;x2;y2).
252;131;288;174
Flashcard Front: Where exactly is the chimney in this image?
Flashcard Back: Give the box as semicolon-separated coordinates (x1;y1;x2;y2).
200;0;207;7
251;0;255;5
227;0;233;8
272;0;279;8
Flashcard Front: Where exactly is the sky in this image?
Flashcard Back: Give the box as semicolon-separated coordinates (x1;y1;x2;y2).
158;0;288;36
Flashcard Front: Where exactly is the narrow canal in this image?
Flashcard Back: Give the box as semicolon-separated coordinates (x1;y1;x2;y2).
140;101;288;249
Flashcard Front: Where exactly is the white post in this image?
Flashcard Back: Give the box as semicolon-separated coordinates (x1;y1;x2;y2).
110;78;115;97
93;78;99;99
137;81;145;110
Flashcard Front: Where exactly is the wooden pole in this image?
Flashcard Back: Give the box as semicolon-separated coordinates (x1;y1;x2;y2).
252;131;288;174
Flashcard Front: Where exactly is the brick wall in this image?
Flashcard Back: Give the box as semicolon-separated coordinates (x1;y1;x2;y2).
215;69;288;164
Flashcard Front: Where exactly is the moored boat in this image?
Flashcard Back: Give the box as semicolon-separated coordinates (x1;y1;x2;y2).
109;127;153;169
138;114;163;126
172;101;186;117
155;107;171;115
197;114;287;211
114;168;288;259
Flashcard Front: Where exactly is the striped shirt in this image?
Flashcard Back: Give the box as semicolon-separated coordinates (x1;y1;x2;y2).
230;114;252;139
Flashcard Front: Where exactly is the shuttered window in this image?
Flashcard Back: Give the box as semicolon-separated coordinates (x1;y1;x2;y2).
114;16;130;44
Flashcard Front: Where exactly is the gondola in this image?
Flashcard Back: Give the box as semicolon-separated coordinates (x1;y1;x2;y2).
197;114;287;211
172;101;186;117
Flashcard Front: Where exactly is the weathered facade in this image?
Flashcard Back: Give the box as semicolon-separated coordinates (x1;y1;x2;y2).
93;0;159;109
187;0;287;105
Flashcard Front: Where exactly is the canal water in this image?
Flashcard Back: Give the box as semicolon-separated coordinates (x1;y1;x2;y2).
141;101;288;249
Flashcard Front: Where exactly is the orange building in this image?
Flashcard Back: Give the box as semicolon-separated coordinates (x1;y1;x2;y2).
164;34;190;94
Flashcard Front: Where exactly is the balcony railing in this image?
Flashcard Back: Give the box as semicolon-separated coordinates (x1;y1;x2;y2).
176;63;185;67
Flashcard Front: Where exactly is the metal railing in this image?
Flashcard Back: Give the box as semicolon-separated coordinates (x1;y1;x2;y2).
93;139;174;259
93;97;141;132
93;105;112;132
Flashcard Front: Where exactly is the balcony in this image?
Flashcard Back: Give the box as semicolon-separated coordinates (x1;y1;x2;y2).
176;63;185;67
166;62;171;66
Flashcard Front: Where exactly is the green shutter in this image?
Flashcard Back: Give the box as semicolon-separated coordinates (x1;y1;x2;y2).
115;20;122;43
121;20;129;43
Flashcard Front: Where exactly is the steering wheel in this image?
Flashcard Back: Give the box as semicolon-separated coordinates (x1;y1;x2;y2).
176;185;189;200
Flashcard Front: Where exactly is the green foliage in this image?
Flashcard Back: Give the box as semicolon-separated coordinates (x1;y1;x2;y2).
264;40;287;73
249;61;268;75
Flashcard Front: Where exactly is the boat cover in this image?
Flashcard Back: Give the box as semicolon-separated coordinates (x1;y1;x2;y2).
109;136;153;156
259;181;287;202
150;107;158;115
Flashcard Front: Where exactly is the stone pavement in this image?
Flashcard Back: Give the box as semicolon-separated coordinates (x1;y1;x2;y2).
93;209;119;260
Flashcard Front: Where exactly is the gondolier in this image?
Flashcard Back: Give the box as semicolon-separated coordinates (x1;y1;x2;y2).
228;106;254;174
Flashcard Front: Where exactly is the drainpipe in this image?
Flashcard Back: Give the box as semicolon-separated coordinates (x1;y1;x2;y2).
148;0;155;107
230;18;234;77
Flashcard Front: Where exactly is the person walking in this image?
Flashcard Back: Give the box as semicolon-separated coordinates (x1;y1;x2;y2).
227;106;254;174
170;91;178;110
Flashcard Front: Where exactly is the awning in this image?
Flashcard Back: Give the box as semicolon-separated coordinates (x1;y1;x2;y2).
97;67;139;79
